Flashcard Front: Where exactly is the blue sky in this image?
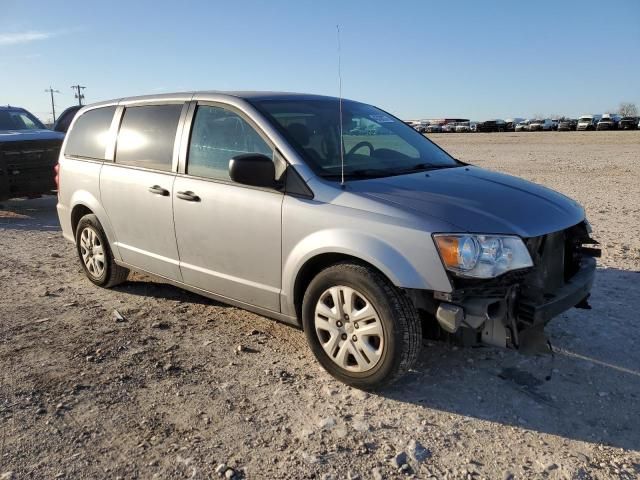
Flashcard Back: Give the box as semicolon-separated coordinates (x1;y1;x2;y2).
1;0;638;123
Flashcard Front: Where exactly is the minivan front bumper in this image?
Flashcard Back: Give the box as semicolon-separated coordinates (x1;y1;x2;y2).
409;222;599;349
517;256;595;325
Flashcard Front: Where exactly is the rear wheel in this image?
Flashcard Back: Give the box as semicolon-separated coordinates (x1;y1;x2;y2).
75;214;129;288
302;262;422;389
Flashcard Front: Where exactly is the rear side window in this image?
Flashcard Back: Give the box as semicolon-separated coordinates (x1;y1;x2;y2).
187;105;273;181
115;104;183;172
65;106;116;159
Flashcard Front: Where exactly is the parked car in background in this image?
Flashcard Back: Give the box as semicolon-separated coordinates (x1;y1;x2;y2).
596;115;619;131
56;91;599;389
455;121;471;133
505;118;525;131
0;106;64;201
414;121;432;133
577;115;601;131
53;105;83;134
425;123;442;133
529;119;554;131
557;119;578;131
476;119;506;132
618;116;638;130
441;123;457;133
470;121;478;132
515;120;530;132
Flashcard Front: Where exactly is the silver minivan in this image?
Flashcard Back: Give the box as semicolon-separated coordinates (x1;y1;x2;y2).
56;92;598;389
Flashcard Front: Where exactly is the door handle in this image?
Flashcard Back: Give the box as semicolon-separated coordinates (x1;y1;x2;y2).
148;185;170;196
176;191;200;202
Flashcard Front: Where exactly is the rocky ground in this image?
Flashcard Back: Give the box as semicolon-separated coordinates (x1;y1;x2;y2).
1;131;639;479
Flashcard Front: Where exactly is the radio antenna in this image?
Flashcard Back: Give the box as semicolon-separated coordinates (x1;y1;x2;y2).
337;24;345;187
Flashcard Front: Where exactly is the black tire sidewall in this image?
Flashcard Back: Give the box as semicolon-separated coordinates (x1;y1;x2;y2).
302;264;404;388
75;215;112;287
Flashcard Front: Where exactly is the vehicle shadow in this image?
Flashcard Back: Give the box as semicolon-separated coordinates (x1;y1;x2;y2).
380;267;640;452
113;278;224;307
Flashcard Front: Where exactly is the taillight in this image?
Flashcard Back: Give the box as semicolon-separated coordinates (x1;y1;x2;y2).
54;163;60;193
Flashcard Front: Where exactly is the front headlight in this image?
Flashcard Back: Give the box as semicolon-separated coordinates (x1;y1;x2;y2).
433;234;533;279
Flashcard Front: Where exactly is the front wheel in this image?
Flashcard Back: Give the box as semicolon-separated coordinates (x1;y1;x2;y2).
302;262;422;389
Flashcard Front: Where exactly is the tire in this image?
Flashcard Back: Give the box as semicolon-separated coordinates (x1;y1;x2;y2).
302;261;422;390
75;214;129;288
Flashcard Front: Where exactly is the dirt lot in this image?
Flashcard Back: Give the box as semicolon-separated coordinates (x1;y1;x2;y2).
1;131;639;480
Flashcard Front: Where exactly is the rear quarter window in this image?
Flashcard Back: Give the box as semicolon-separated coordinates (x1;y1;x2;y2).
64;106;116;159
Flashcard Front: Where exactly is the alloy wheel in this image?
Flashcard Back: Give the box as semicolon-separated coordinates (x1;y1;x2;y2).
79;227;105;279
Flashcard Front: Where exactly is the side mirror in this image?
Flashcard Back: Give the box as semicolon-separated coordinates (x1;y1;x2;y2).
229;154;276;188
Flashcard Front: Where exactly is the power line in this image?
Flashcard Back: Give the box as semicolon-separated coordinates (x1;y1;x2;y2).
44;86;61;122
71;84;86;106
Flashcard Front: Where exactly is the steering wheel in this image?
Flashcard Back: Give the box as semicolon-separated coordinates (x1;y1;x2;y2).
346;141;374;157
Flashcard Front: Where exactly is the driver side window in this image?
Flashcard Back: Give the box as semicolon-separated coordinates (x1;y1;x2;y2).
188;105;274;181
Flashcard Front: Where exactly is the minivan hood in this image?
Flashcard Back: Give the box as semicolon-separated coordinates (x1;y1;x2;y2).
347;166;584;238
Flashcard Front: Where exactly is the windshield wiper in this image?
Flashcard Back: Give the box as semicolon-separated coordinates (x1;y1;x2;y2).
395;163;461;174
320;164;461;181
320;168;394;180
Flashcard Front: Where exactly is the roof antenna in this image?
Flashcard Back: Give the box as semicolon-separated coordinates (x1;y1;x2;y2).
337;24;345;187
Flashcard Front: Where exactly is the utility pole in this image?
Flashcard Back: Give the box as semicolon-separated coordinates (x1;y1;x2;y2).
44;86;60;122
71;84;86;106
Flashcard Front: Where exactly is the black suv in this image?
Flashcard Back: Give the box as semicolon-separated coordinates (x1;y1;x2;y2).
557;119;578;131
596;117;618;131
476;120;506;132
0;106;64;201
619;116;638;130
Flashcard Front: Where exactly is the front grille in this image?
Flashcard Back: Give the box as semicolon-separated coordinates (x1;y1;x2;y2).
449;269;529;301
518;222;591;324
0;140;61;197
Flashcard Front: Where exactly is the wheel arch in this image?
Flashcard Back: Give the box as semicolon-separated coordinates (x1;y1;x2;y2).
283;230;435;322
68;190;121;261
70;204;94;236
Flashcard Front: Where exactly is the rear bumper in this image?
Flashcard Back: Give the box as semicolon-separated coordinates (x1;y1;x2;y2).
56;202;75;242
519;256;596;325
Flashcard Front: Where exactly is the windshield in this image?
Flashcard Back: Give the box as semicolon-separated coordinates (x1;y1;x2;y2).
0;109;45;131
252;99;459;179
578;117;592;122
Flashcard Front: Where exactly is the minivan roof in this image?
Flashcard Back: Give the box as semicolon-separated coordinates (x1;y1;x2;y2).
75;91;354;113
93;91;343;106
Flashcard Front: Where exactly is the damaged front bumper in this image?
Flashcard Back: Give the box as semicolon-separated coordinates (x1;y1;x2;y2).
518;256;595;325
408;222;599;349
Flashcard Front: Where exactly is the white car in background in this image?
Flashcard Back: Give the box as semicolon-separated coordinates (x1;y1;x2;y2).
577;115;601;131
515;120;530;132
529;119;554;131
505;118;525;131
455;121;471;133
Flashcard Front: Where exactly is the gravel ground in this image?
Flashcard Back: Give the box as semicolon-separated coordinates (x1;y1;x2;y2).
1;131;639;479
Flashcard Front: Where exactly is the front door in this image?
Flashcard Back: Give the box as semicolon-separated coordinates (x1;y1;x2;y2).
173;104;283;311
